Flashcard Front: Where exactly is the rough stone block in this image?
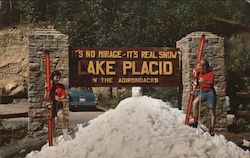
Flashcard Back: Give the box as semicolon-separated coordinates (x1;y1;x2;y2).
28;29;69;136
177;31;227;129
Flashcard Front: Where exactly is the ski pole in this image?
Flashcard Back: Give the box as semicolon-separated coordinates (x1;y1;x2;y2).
198;85;202;136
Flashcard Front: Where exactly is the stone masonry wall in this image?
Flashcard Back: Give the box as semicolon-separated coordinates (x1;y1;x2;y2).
28;29;69;136
177;32;227;129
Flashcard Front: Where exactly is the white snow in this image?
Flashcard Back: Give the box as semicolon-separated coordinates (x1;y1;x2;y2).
26;96;249;158
132;87;142;97
243;139;250;148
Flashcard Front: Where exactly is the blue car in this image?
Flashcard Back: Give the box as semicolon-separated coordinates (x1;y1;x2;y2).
69;88;98;111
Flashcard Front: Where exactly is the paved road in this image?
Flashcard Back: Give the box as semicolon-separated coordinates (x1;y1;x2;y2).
0;102;105;130
69;111;104;129
0;103;28;114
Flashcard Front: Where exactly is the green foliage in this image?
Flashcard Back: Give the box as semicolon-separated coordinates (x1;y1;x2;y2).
226;33;250;75
0;0;250;47
225;32;250;92
0;0;250;109
225;32;250;112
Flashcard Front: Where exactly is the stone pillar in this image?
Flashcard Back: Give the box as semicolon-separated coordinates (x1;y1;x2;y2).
177;31;227;129
28;29;69;136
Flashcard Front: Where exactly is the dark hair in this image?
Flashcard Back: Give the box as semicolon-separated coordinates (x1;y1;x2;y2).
50;70;61;80
50;70;61;99
203;60;210;72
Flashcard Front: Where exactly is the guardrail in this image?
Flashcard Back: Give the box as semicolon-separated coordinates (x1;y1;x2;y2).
0;94;27;104
0;112;28;119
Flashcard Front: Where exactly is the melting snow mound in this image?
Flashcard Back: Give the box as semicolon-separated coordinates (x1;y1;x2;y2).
26;96;249;158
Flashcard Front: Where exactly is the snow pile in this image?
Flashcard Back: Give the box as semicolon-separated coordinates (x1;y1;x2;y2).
26;96;249;158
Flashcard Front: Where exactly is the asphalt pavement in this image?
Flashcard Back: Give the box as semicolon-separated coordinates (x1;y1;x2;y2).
69;111;104;129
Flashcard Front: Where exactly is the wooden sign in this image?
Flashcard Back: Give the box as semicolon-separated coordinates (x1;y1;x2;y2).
69;47;180;87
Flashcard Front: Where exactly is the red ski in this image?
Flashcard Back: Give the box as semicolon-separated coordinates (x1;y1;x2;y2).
45;50;54;146
185;34;205;125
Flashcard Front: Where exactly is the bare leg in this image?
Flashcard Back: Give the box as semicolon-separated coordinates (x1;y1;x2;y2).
209;108;216;131
57;109;67;129
52;119;58;145
192;95;201;124
57;109;70;140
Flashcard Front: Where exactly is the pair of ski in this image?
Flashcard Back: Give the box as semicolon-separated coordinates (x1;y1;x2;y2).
184;34;209;133
44;51;54;146
45;51;73;146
